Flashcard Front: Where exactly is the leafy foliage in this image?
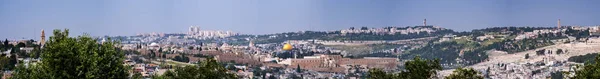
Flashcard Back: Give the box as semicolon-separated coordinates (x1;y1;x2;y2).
248;26;453;44
402;40;488;65
565;27;590;40
158;57;236;79
0;54;14;71
472;27;555;34
12;29;129;79
173;54;190;63
296;64;301;73
131;73;143;79
556;49;564;55
550;71;564;79
368;56;442;79
490;38;556;53
368;68;396;79
568;53;598;63
445;67;483;79
572;53;600;78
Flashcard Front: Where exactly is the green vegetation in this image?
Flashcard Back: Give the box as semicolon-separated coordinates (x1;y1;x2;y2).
369;56;486;79
471;27;555;34
402;27;573;66
489;38;557;53
326;44;403;56
445;67;484;79
154;57;236;79
248;26;453;44
556;49;564;55
470;27;567;53
9;29;236;79
571;53;600;78
0;54;16;71
368;56;442;79
173;54;190;63
251;66;282;79
132;73;143;79
12;29;129;79
296;64;301;73
0;39;7;51
402;40;488;65
550;71;563;79
565;27;590;40
568;53;598;63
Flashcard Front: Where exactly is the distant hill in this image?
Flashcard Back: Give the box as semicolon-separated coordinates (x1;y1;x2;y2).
243;26;454;44
400;26;588;67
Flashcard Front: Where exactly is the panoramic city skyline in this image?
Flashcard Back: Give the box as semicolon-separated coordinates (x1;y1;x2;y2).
3;1;600;78
2;0;600;39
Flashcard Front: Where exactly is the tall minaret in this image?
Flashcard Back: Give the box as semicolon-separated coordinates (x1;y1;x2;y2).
423;19;427;26
40;29;45;47
557;19;561;29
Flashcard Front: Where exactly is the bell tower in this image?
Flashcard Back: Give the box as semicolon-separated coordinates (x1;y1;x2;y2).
557;19;561;29
423;19;427;26
40;29;45;47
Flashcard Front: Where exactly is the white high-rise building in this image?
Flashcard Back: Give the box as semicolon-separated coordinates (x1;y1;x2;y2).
189;26;201;34
187;26;238;39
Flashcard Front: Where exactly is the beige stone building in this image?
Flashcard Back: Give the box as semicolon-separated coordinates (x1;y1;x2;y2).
288;54;399;73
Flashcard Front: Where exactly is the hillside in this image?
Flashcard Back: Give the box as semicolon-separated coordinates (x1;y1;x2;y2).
400;26;589;67
245;26;454;44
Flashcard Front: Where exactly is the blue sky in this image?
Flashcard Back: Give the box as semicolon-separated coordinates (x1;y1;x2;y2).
1;0;600;39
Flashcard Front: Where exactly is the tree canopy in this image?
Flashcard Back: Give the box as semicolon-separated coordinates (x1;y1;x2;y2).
572;53;600;78
12;29;129;79
155;57;236;79
445;67;483;79
368;56;442;79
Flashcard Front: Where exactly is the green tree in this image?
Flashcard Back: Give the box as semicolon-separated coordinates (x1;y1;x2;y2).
3;39;8;48
556;49;564;55
0;55;10;71
397;56;442;79
550;71;564;79
5;55;16;70
445;67;483;79
296;64;301;73
150;50;156;59
162;53;167;59
572;54;600;78
188;46;194;50
0;40;4;51
368;56;442;79
368;68;396;79
12;29;129;79
525;53;530;59
29;47;41;59
10;47;17;54
160;57;236;79
131;73;143;79
485;67;490;78
16;42;25;48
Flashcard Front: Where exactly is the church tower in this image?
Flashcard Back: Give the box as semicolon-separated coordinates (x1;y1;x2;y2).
423;19;427;26
40;29;45;47
557;19;561;29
